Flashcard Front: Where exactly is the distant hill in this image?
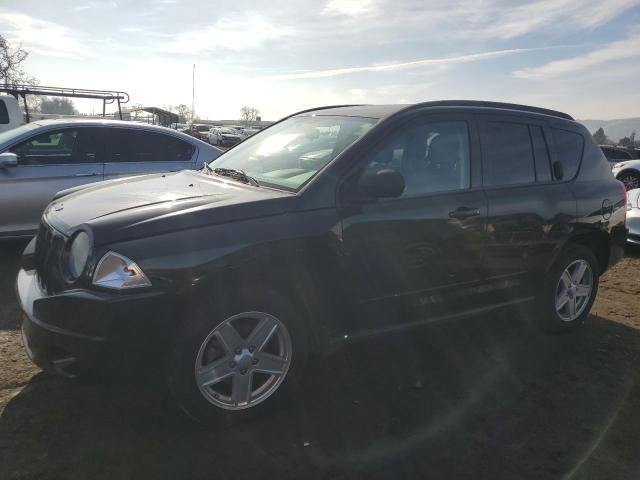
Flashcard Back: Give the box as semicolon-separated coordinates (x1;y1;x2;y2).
579;118;640;143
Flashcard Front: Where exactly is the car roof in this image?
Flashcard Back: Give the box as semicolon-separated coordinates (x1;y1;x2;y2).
30;118;181;133
294;100;573;121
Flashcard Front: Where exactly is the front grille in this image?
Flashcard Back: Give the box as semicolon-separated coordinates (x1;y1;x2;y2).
34;219;68;294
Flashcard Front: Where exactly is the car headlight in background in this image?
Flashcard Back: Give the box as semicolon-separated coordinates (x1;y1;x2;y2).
66;231;91;280
93;251;151;289
613;162;626;169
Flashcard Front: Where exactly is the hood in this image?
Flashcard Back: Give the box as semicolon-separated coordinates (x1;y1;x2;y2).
46;170;293;245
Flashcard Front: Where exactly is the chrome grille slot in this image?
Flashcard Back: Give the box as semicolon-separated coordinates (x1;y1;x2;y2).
34;220;67;294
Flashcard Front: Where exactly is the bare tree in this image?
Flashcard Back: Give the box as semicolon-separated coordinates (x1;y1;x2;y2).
0;35;29;85
164;104;193;123
240;106;260;126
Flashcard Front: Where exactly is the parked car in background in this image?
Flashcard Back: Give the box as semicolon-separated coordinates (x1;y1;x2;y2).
600;145;638;164
184;124;212;141
0;95;26;133
17;101;626;425
612;159;640;190
207;126;243;147
0;119;221;239
626;188;640;245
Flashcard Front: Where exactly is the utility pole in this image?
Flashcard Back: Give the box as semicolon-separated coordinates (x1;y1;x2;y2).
191;63;195;123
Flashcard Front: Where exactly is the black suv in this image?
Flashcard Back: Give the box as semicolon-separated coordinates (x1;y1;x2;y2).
17;101;627;424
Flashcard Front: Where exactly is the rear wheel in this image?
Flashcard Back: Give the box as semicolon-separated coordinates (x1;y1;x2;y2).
618;171;640;191
538;245;599;332
167;290;308;425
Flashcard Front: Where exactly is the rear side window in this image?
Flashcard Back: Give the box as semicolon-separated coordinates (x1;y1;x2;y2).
108;129;195;162
481;121;535;187
552;128;584;180
0;100;8;124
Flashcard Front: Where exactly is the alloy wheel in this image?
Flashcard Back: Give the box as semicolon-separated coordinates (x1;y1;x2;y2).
194;312;292;410
620;174;640;191
555;259;593;322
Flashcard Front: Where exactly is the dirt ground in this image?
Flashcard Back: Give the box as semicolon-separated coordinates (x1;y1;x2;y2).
1;240;640;480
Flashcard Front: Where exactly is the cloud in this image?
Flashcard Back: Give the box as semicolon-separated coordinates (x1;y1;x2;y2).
271;48;539;80
0;10;86;59
159;14;289;53
475;0;640;39
73;1;118;11
514;31;640;80
322;0;375;16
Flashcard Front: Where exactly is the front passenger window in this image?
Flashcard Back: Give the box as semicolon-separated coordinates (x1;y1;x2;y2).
11;130;78;165
362;121;471;197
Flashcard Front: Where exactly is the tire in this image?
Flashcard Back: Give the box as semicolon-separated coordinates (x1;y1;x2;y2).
537;244;599;332
166;288;309;426
618;171;640;191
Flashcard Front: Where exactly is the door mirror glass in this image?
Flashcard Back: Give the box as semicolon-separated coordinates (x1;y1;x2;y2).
0;151;17;168
358;167;405;198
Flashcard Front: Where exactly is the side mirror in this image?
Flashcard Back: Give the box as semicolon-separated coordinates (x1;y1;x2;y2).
0;152;18;168
358;167;405;199
552;160;564;180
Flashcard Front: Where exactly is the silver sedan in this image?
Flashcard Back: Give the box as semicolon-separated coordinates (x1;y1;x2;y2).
0;119;222;239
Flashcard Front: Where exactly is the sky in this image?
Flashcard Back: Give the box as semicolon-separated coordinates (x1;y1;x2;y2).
1;0;639;121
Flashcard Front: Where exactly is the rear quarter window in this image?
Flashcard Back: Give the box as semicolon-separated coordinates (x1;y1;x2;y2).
552;128;584;180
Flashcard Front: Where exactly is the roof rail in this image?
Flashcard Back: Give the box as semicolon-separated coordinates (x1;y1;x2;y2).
0;84;130;122
284;104;365;119
409;100;574;120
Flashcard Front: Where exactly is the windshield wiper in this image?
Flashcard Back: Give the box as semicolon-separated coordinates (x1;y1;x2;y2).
201;163;214;174
213;168;260;187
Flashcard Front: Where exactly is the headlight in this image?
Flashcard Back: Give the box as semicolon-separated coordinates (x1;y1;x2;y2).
66;231;91;280
92;251;151;289
613;162;626;169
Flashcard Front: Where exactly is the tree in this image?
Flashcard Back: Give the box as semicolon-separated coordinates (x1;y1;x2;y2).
619;130;636;148
39;97;78;115
175;104;193;123
592;127;609;145
0;35;29;85
164;104;193;123
240;106;260;126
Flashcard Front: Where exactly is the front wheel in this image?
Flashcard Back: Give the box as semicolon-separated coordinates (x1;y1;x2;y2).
618;171;640;191
167;291;308;425
538;245;599;332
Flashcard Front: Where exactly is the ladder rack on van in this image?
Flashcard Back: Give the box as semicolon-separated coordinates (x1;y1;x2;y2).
0;84;130;123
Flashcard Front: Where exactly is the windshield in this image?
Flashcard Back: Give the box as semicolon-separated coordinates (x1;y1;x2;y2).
0;123;38;147
208;115;376;190
195;125;210;131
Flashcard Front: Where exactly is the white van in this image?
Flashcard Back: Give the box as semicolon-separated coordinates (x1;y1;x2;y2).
0;95;25;133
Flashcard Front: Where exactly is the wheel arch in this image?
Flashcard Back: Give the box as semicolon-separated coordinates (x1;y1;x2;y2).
560;231;611;276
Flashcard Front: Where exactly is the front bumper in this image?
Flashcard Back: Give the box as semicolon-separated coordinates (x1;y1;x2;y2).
17;267;170;377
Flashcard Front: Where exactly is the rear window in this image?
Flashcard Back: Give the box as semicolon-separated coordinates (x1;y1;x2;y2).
0;100;9;124
481;121;535;187
552;128;584;180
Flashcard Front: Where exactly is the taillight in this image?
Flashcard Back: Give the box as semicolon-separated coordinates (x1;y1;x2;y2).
617;180;627;225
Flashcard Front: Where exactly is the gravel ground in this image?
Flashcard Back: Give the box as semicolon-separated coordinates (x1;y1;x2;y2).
1;239;640;480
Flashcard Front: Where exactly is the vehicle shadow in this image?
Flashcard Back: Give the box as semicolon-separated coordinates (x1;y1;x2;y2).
1;310;640;480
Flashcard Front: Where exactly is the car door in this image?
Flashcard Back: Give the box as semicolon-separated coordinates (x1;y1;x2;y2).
478;114;576;300
338;113;488;334
0;127;104;237
103;128;196;180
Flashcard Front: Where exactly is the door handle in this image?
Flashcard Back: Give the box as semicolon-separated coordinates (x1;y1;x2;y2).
449;206;480;220
75;172;98;177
